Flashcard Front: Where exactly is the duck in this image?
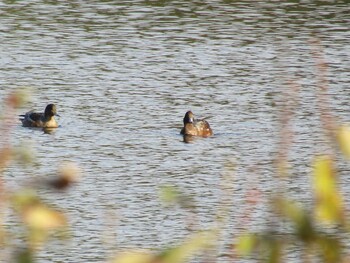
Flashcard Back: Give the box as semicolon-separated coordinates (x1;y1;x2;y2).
19;104;59;128
180;111;213;137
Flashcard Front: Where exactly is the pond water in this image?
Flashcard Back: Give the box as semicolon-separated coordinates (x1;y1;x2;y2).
1;1;349;262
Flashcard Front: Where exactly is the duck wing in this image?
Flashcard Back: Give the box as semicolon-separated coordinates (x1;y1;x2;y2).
19;110;32;118
27;112;43;122
195;119;211;130
19;110;43;123
194;119;213;137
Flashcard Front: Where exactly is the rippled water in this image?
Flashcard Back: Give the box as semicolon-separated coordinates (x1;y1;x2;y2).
1;1;349;262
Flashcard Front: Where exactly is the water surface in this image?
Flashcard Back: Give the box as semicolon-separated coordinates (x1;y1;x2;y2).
1;1;349;262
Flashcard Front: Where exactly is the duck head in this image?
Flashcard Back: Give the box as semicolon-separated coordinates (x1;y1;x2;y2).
44;104;58;117
183;111;194;125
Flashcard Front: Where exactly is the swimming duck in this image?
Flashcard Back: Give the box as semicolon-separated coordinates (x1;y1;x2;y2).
180;111;213;137
19;104;59;128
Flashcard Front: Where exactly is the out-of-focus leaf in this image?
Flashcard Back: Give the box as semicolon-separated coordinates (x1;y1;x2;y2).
236;233;257;256
160;231;215;263
159;185;195;209
14;142;36;165
160;185;179;204
12;191;68;248
0;147;12;172
274;197;315;242
274;198;304;226
109;251;154;263
48;162;81;190
24;205;67;230
24;204;67;248
313;156;335;194
12;190;39;211
313;156;344;224
0;226;7;247
59;162;81;182
337;125;350;158
110;232;215;263
236;233;283;262
9;88;31;108
276;160;289;177
14;247;34;263
317;236;341;263
267;238;281;263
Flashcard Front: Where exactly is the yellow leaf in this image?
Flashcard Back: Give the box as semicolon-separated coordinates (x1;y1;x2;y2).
274;197;304;225
12;190;39;210
162;231;216;263
236;233;257;256
313;156;344;224
109;251;154;263
24;205;67;230
337;125;350;158
12;191;67;230
313;156;335;194
315;191;343;223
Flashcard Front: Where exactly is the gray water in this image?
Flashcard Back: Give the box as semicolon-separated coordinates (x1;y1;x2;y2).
1;1;349;262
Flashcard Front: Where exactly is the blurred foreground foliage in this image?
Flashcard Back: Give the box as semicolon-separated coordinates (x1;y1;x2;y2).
1;42;350;263
233;41;350;263
0;90;79;262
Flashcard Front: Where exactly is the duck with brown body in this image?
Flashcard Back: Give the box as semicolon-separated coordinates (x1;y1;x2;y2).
19;104;59;128
180;111;213;137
